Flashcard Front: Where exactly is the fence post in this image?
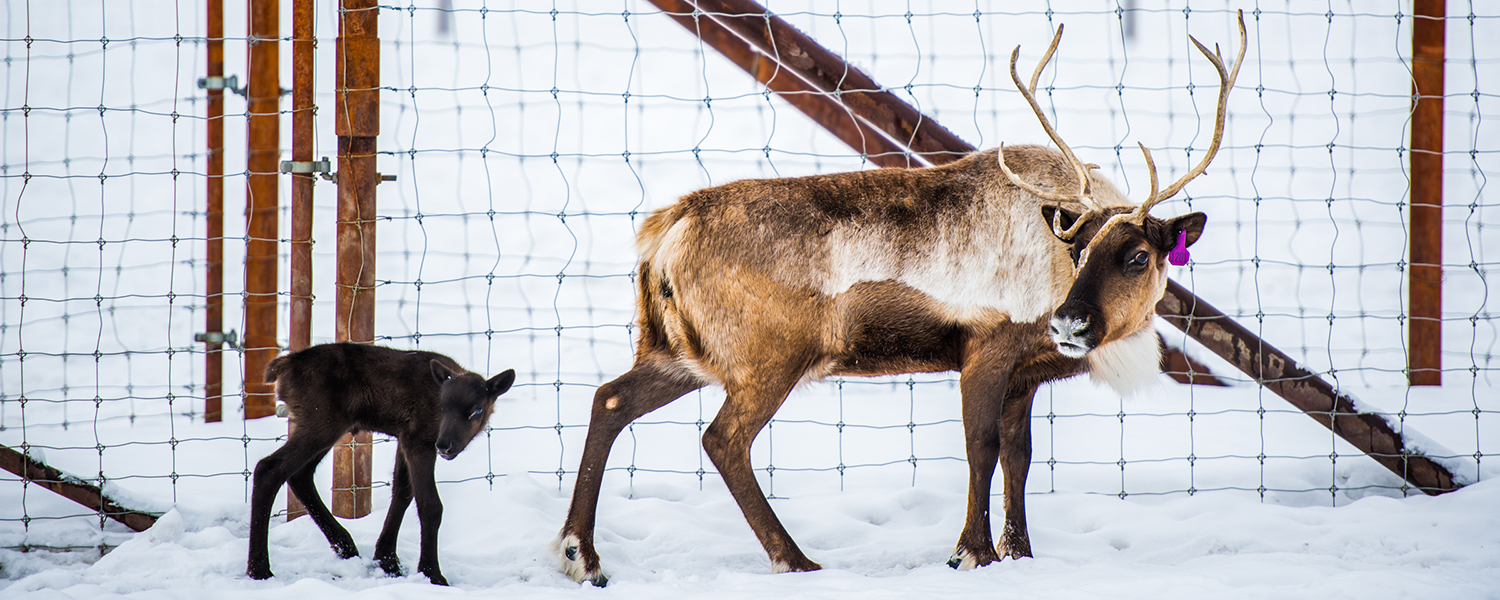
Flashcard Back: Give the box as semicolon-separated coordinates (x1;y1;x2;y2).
332;0;380;519
284;0;316;521
204;0;225;422
1409;0;1445;386
243;0;281;419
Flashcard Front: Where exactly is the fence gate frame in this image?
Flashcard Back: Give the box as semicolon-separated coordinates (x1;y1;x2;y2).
203;0;1462;515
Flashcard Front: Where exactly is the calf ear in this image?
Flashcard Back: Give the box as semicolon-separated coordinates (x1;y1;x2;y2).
431;360;458;383
486;369;516;397
1040;203;1086;241
1165;212;1208;248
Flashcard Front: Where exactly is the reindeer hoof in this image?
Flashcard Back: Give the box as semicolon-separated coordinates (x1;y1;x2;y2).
946;546;996;571
554;532;607;586
424;571;449;586
771;557;822;574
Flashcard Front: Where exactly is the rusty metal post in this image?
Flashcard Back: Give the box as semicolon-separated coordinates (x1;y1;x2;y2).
1409;0;1445;386
204;0;225;422
284;0;317;521
657;0;1464;494
243;0;281;419
331;0;380;519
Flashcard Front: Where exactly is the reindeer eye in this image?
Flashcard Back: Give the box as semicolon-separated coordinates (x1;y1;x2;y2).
1128;251;1150;267
469;407;484;420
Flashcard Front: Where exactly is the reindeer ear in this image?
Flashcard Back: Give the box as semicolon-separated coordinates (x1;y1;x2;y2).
1165;212;1208;248
431;360;458;383
1040;204;1086;241
486;369;516;397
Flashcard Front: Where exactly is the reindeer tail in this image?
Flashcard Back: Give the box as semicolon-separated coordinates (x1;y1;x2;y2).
263;354;290;384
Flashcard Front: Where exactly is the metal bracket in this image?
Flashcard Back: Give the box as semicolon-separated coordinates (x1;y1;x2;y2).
281;157;335;182
277;157;396;185
194;329;240;349
198;74;246;97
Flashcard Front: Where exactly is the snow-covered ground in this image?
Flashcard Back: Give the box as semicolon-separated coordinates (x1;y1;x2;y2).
3;1;1499;598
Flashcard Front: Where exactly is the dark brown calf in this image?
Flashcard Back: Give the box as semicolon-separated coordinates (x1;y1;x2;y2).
247;342;515;585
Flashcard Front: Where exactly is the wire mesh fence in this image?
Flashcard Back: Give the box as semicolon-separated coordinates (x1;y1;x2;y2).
2;0;1497;554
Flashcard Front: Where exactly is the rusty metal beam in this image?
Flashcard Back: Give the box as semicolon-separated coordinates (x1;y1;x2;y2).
0;444;160;533
285;0;317;521
331;0;380;519
204;0;225;423
243;0;281;420
1157;282;1458;493
653;0;971;168
1409;0;1445;386
661;0;1463;495
648;0;912;167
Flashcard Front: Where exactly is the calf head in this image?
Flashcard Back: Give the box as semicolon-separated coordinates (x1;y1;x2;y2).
431;361;516;460
997;12;1242;359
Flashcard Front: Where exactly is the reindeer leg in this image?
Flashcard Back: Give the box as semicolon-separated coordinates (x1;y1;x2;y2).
374;442;414;577
702;374;820;574
285;446;358;560
996;385;1039;560
402;443;447;585
248;427;346;579
949;337;1019;570
557;360;703;586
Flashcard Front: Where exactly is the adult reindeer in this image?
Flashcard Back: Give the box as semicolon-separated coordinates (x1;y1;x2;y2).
556;12;1245;585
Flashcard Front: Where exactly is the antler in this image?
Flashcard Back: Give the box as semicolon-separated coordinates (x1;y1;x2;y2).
997;24;1099;212
1132;9;1247;218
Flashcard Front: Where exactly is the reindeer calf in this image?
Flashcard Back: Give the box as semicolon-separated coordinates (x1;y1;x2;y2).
247;342;515;585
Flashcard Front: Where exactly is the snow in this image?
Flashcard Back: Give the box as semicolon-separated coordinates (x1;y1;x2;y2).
3;466;1500;598
3;0;1500;598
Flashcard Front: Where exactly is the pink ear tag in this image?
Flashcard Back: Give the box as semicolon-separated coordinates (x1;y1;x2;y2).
1168;229;1190;266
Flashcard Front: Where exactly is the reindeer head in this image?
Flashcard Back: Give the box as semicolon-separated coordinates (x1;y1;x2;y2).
999;12;1245;358
432;361;516;460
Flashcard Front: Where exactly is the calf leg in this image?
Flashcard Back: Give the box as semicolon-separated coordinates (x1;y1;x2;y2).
402;443;447;585
702;374;819;573
284;447;358;559
248;427;347;579
374;444;414;576
996;385;1039;559
556;360;703;586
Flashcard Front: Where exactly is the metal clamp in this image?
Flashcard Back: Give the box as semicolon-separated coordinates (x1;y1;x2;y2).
197;74;245;97
280;157;335;182
194;329;240;349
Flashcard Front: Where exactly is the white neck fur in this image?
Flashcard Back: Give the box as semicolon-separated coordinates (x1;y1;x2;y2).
1086;326;1163;396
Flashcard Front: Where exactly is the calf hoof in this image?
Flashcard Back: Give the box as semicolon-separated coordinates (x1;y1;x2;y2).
422;569;449;586
553;532;607;586
331;538;360;560
246;564;274;580
376;553;405;577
